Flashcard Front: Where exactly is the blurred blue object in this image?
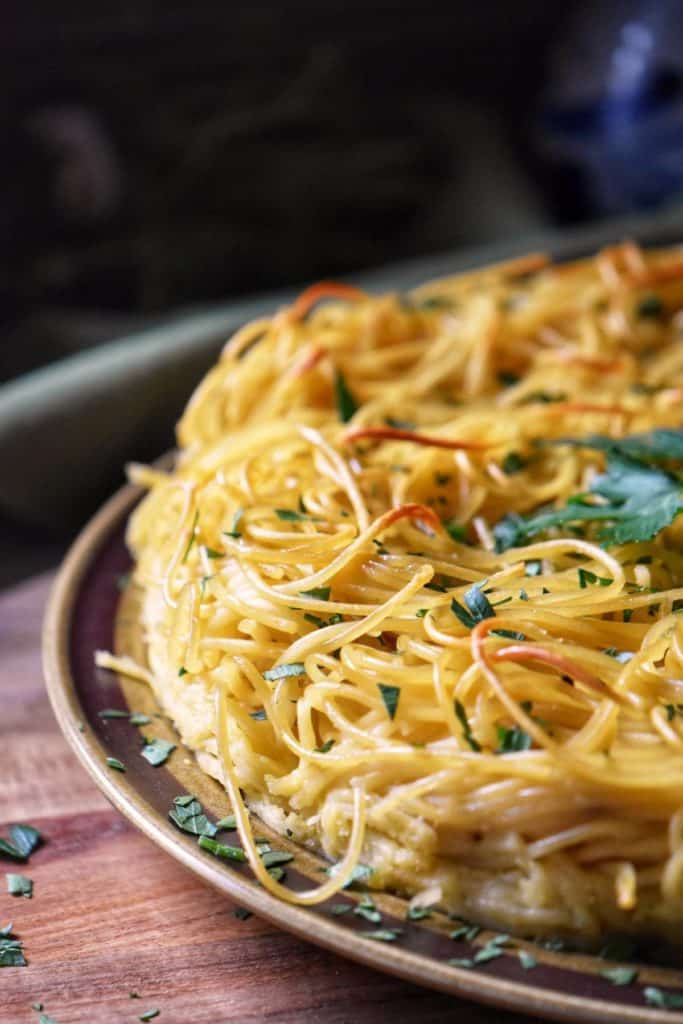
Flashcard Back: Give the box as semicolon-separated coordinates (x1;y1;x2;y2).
538;0;683;215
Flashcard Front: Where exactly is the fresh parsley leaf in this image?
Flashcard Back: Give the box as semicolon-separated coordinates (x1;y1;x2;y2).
636;294;664;319
198;836;247;862
406;906;433;921
416;608;428;618
490;628;526;641
600;966;638;986
378;683;400;719
451;584;495;629
525;560;542;576
329;903;352;915
363;929;402;942
141;738;175;767
98;708;129;719
168;795;217;837
138;1010;160;1022
215;815;237;830
518;950;537;969
519;589;529;601
8;825;41;859
181;510;199;562
315;739;335;753
275;508;310;522
0;839;24;862
178;666;188;677
300;586;331;600
502;452;526;474
263;662;305;681
105;757;126;772
224;508;244;538
204;547;223;559
496;725;532;753
260;850;294;869
6;874;32;898
448;957;474;968
494;450;683;551
385;417;415;430
578;568;613;588
325;862;374;889
0;924;26;967
644;987;683;1009
354;896;382;923
454;699;481;752
116;572;130;591
334;369;358;422
552;428;683;464
444;519;467;542
250;708;267;721
129;712;152;726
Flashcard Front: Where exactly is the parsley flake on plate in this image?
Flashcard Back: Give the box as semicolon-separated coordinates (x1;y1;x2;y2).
377;683;400;720
140;738;175;767
6;873;32;898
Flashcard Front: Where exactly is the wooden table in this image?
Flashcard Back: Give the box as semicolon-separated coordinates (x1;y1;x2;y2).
2;574;527;1024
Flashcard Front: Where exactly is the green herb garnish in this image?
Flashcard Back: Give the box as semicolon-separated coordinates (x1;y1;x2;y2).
406;906;432;921
502;452;526;475
198;836;247;862
444;519;467;542
224;508;244;538
451;584;495;630
233;906;252;920
0;923;26;967
600;966;638;986
300;586;331;600
496;724;532;753
315;739;335;753
260;850;294;869
141;738;175;767
250;708;267;721
129;713;152;726
644;987;683;1009
275;508;312;522
334;369;358;422
7;825;41;859
490;628;526;641
578;568;613;588
363;929;401;942
181;510;199;562
215;815;237;830
354;896;382;924
494;436;683;552
6;874;32;898
178;666;188;677
636;294;664;319
454;699;481;752
138;1010;160;1022
378;684;400;720
105;757;126;773
168;795;217;838
518;950;537;969
98;708;129;719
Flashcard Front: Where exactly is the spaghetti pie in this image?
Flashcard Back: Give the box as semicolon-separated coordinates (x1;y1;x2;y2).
105;243;683;942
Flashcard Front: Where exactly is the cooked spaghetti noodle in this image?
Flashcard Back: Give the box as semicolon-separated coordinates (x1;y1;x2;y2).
110;242;683;942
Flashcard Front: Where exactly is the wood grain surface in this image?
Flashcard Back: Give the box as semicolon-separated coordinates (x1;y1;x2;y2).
1;573;530;1024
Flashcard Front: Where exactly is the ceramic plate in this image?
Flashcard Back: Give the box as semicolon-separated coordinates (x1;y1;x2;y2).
43;469;683;1024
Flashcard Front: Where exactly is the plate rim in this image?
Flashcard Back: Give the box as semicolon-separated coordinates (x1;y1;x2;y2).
42;472;682;1024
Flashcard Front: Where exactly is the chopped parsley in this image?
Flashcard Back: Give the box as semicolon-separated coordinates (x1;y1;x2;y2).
502;452;526;475
519;589;529;601
275;508;315;522
178;666;188;677
98;708;129;719
334;369;358;422
326;862;374;889
105;757;126;773
300;586;331;600
6;874;32;898
525;560;542;576
0;922;26;967
260;850;294;869
129;712;152;726
636;294;664;319
233;906;252;920
454;699;481;752
363;929;401;942
448;957;474;968
600;966;638;986
329;903;352;915
494;434;683;551
168;795;217;838
451;585;495;630
354;895;382;923
578;568;613;588
263;663;305;681
7;825;41;859
138;1011;160;1022
444;519;467;543
406;906;432;921
215;815;237;830
665;704;683;721
473;933;510;963
198;836;247;862
496;724;532;753
204;547;223;559
518;950;537;970
644;987;683;1009
490;628;526;641
141;738;175;767
377;683;400;720
435;472;452;486
250;708;267;721
224;508;244;538
315;739;335;753
181;510;199;562
416;608;428;618
385;417;415;430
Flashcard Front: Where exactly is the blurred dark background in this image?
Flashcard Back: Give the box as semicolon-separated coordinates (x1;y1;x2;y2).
3;0;683;584
5;0;683;387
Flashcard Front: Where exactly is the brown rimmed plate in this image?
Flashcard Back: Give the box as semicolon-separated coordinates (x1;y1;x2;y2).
43;471;683;1024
